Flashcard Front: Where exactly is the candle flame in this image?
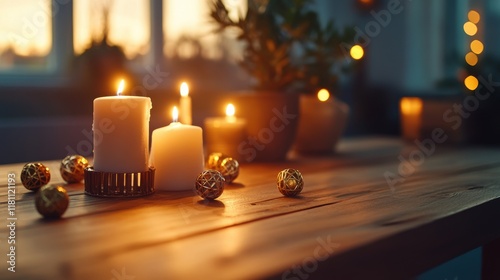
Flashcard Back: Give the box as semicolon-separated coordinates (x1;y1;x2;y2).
226;103;235;117
117;79;125;96
317;89;330;102
180;82;189;97
172;106;179;122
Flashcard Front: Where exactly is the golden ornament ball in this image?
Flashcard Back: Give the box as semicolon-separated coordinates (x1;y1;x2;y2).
206;153;239;183
35;185;69;219
60;155;89;183
195;170;225;200
21;162;51;191
206;152;228;168
277;168;304;197
218;157;239;183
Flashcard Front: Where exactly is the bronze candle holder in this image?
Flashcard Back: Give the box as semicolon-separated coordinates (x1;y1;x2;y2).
84;167;155;197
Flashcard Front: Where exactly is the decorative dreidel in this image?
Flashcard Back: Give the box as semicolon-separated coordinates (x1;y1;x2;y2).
195;170;225;200
206;152;239;183
21;162;51;191
60;155;89;183
277;168;304;197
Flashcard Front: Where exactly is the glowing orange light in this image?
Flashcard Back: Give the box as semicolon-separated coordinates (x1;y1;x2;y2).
463;22;477;36
350;45;364;60
468;10;480;24
226;103;235;117
172;106;179;122
470;40;484;54
464;76;479;91
116;80;125;96
180;82;189;97
317;89;330;102
400;97;423;115
465;52;478;66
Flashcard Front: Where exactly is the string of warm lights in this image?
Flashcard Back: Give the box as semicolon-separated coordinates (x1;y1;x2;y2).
463;9;482;91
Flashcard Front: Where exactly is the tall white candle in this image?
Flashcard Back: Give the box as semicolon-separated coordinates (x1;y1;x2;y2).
150;106;204;191
179;82;192;125
204;103;247;161
93;80;152;173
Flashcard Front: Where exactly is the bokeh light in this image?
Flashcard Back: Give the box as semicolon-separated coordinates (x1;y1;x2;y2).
350;45;364;60
464;75;479;91
470;40;484;54
465;52;478;66
317;89;330;102
468;10;480;24
463;22;478;36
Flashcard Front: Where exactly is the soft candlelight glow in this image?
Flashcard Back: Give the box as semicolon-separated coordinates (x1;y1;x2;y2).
226;104;235;117
400;97;423;115
317;89;330;102
178;82;192;124
350;45;364;60
117;80;125;96
180;82;189;97
400;97;423;141
204;102;247;161
172;106;179;122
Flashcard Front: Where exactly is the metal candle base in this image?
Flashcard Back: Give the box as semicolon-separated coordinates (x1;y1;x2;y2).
84;167;155;197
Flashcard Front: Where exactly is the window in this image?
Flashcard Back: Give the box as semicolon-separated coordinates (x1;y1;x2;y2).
0;0;52;71
163;0;246;60
74;0;150;64
0;0;247;86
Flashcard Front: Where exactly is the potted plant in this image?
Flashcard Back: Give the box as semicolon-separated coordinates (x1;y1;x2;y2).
210;0;354;161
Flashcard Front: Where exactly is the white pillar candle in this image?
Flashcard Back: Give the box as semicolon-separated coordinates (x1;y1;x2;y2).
93;80;152;173
150;106;204;191
204;103;247;161
179;82;192;125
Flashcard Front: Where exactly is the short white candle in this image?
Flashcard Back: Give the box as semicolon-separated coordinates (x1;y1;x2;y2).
204;103;247;161
93;80;152;173
150;106;204;191
179;82;192;125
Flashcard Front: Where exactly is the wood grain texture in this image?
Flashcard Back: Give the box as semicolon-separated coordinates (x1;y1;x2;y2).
0;137;499;280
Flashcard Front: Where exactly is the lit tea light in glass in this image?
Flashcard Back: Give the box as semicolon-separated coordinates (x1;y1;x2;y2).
204;103;247;161
400;97;423;141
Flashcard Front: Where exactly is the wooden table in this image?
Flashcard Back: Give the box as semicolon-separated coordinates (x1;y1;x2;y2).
1;137;500;280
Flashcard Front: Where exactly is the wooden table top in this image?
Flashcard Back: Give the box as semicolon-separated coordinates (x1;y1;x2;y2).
1;137;500;280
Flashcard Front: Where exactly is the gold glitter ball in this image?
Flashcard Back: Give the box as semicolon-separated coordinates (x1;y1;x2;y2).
277;168;304;197
21;162;51;191
195;170;225;200
35;185;70;219
60;155;89;183
206;153;239;183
